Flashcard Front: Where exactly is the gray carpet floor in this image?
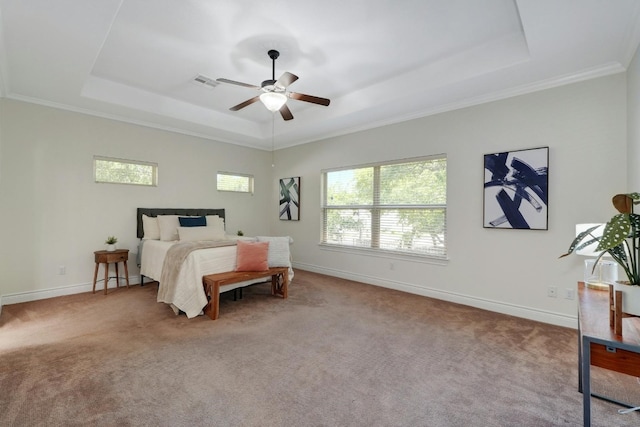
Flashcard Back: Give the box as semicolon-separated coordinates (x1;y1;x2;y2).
1;270;639;426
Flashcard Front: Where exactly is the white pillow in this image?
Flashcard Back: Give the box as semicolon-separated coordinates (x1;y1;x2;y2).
142;214;160;240
206;215;225;230
256;236;292;267
178;226;226;242
157;215;180;241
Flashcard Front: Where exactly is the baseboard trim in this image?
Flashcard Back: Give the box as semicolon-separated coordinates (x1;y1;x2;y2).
293;262;577;329
2;276;142;306
3;266;578;329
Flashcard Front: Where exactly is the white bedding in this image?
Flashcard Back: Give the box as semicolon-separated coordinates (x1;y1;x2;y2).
141;239;293;318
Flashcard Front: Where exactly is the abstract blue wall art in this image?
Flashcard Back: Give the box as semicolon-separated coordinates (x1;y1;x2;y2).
279;177;300;221
483;147;548;230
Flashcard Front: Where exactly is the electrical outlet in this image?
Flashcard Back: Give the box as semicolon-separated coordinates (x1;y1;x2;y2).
547;286;557;298
389;262;395;270
58;265;66;275
564;288;575;300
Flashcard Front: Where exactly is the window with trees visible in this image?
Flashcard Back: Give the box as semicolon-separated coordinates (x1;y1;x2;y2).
94;156;157;186
216;172;254;194
321;155;447;258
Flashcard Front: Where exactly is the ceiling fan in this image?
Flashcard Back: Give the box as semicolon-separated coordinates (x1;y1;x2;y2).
217;49;330;121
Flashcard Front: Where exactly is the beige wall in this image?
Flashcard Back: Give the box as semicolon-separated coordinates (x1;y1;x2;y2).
270;74;628;327
0;68;633;327
629;44;640;190
0;99;272;299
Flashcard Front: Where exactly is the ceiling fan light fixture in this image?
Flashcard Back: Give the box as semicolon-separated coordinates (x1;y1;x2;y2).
218;49;329;120
260;92;287;112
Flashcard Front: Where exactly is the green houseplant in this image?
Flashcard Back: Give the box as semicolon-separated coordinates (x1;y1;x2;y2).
561;193;640;313
105;236;118;251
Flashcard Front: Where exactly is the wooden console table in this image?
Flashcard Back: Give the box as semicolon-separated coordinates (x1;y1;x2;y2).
578;282;640;426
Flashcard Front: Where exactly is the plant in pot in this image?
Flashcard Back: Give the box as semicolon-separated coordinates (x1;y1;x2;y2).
105;236;118;252
560;192;640;315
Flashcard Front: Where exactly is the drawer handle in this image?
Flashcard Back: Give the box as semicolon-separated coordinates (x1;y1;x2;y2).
606;346;617;353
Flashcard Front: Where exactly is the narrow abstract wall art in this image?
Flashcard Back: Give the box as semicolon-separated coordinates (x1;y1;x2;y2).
279;177;300;221
483;147;549;230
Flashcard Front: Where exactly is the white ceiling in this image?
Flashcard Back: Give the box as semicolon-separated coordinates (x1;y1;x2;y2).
0;0;639;150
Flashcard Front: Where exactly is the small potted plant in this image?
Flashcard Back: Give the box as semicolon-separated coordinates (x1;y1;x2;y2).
105;236;118;252
561;192;640;314
237;230;244;236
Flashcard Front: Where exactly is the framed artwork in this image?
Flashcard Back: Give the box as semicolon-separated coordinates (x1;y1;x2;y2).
279;177;300;221
483;146;549;230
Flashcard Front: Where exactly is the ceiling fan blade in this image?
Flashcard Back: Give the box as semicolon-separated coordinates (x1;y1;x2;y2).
279;103;294;121
274;72;299;89
288;92;330;106
230;96;260;111
216;78;259;90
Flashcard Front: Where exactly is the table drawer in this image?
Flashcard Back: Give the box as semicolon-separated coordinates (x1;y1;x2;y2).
590;342;640;377
94;251;129;263
110;253;127;262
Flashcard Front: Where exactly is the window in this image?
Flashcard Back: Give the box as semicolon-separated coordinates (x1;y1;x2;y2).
94;156;157;186
217;172;254;194
321;155;447;258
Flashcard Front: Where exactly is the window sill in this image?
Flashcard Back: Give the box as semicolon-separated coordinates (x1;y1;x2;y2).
318;243;449;266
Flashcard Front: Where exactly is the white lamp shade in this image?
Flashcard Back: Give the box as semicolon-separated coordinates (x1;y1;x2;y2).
259;92;287;112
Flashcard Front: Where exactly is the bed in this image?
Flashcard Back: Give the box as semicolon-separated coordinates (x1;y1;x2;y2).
136;208;294;318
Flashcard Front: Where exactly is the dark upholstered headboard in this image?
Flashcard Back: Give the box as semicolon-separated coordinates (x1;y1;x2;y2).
136;208;226;239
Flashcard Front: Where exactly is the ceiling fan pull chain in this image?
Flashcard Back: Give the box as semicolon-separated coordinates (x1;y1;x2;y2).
271;114;275;168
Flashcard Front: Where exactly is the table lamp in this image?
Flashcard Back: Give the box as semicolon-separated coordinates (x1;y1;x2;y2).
575;223;618;290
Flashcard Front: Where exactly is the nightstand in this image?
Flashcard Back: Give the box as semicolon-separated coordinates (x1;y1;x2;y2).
92;249;130;295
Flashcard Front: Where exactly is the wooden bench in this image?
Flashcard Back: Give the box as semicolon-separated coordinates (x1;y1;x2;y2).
202;267;289;320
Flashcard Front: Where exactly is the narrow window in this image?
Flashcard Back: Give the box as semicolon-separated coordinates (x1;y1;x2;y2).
94;156;157;186
217;172;254;194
